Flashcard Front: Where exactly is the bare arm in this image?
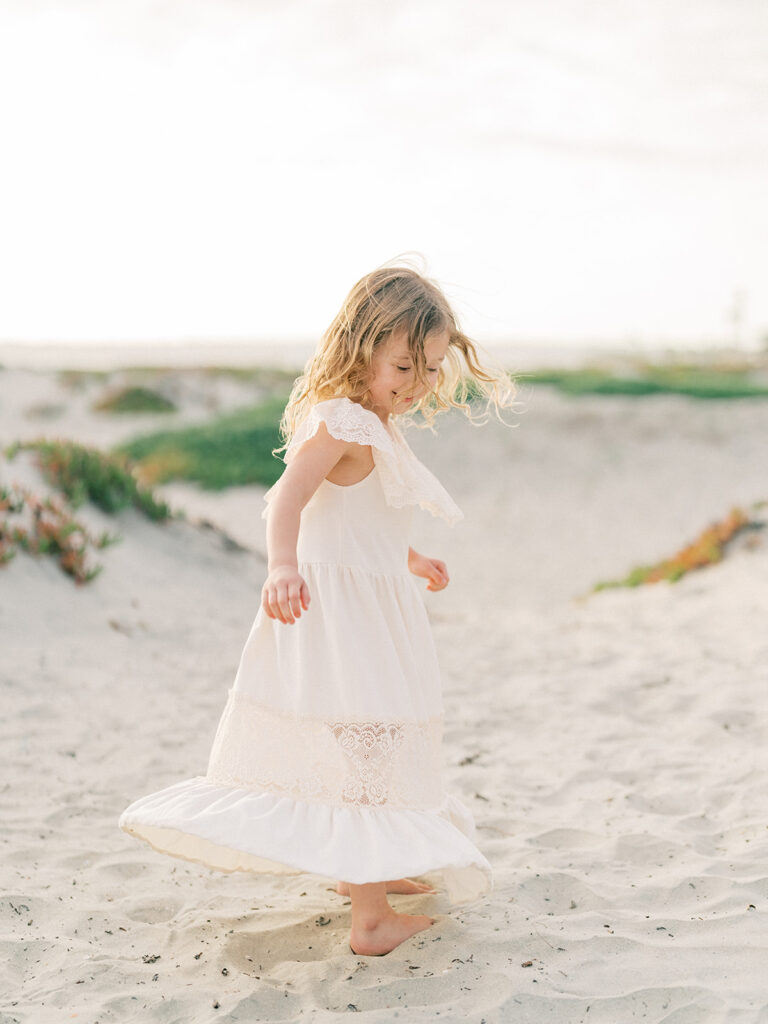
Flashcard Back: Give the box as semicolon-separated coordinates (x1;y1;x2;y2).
262;423;353;624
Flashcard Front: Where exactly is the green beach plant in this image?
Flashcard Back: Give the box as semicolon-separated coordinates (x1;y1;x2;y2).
114;396;289;490
1;439;172;583
524;365;768;400
5;438;171;520
93;385;177;413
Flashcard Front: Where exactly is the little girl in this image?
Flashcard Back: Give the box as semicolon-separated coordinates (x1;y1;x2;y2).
119;261;515;956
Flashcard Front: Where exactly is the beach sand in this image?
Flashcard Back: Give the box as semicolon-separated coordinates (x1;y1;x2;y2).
2;361;767;1023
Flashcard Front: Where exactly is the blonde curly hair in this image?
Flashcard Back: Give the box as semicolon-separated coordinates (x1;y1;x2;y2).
276;257;515;456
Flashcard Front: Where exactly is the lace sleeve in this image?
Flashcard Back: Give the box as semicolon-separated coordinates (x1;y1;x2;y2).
261;399;393;519
283;398;395;464
377;419;464;526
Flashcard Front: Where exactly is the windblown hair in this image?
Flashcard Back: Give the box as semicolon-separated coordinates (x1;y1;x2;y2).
276;257;516;456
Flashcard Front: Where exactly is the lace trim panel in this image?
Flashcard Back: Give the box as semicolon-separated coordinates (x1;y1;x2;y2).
206;688;445;810
376;417;463;525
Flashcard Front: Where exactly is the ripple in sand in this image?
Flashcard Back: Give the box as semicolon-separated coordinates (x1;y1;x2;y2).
612;833;689;865
530;827;605;849
514;871;608;914
498;986;729;1024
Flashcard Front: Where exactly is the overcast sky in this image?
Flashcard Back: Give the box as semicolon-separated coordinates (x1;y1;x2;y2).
1;0;766;349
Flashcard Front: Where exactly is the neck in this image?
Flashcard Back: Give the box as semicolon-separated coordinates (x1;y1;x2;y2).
360;400;391;429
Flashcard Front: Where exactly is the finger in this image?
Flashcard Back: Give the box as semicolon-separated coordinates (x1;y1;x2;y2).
288;584;303;619
300;582;311;610
276;587;294;624
427;562;446;583
262;590;276;619
267;587;286;624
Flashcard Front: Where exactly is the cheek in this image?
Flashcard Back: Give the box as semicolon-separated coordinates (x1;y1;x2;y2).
369;363;392;392
373;373;387;393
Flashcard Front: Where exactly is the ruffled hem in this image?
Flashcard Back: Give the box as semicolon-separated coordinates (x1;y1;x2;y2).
118;777;492;906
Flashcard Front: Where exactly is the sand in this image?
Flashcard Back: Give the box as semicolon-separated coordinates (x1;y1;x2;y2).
1;359;767;1023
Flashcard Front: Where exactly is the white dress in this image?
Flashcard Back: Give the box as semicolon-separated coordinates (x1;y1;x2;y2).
119;397;492;905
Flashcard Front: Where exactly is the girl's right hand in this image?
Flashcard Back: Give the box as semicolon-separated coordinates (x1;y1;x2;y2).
261;565;311;625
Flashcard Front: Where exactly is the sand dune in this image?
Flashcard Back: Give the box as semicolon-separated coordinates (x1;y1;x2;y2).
2;366;767;1022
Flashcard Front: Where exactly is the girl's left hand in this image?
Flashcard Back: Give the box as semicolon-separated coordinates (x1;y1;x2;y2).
408;551;449;592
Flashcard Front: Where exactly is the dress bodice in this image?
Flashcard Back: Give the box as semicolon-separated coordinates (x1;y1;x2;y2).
262;397;463;540
296;466;414;575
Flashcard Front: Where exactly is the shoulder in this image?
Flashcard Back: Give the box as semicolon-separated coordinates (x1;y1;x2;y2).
312;396;377;424
284;397;393;463
305;398;393;449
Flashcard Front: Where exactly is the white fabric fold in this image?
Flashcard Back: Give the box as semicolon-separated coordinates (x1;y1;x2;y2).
119;777;492;906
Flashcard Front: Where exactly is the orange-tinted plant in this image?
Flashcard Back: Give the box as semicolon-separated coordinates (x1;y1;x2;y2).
594;506;763;590
0;483;118;584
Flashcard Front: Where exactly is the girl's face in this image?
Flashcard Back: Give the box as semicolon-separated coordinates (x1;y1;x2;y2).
366;328;450;420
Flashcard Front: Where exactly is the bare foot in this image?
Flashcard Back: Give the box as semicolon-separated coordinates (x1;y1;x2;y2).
349;910;435;956
337;878;436;896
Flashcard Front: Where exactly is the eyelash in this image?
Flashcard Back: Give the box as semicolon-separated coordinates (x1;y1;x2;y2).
397;366;439;373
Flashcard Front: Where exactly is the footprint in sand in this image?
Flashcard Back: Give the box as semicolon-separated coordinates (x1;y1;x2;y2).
124;895;185;923
222;915;344;973
89;858;148;881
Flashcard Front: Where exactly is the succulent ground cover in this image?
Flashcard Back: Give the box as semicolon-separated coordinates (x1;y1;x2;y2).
114;395;289;489
594;504;766;590
1;439;171;584
92;385;177;414
0;482;118;583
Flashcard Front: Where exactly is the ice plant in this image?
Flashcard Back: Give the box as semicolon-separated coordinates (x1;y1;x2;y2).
4;438;170;519
594;506;764;590
0;483;117;584
1;438;171;584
